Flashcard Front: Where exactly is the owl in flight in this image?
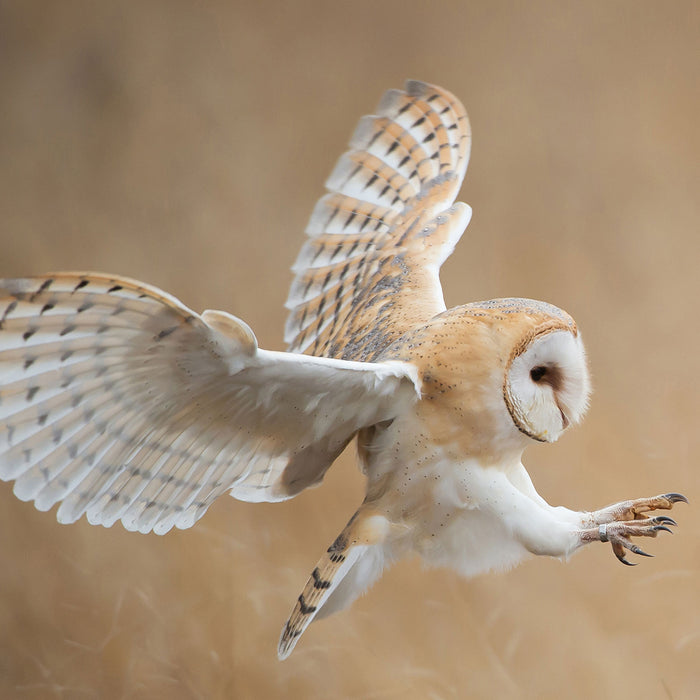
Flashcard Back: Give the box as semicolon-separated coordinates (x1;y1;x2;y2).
0;81;686;659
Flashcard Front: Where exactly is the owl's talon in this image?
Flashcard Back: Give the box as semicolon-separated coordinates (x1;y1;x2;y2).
662;493;688;504
613;543;637;566
653;525;672;535
595;516;678;565
594;493;688;524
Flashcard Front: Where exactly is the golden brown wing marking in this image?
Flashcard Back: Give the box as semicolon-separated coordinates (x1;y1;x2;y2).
326;151;418;209
285;81;472;361
306;194;398;237
377;80;470;195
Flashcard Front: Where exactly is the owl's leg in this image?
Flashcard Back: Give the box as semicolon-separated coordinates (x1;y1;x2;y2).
579;493;688;565
469;469;684;565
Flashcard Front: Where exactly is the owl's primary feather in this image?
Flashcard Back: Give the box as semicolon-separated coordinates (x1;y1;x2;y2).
0;81;685;660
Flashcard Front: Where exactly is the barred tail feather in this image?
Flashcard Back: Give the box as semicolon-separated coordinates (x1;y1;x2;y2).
277;510;389;660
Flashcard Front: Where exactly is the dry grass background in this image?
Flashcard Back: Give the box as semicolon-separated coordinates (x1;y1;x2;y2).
0;1;698;698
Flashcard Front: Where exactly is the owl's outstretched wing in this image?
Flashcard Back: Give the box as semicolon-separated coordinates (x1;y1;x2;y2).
0;274;419;534
285;80;472;362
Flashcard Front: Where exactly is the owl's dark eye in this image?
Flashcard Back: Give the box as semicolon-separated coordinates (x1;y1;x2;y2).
530;366;547;382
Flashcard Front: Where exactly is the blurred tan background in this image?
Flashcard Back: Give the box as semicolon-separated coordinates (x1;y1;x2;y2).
0;1;698;698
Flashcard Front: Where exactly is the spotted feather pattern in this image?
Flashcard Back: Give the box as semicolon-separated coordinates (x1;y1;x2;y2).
285;80;472;361
0;274;419;533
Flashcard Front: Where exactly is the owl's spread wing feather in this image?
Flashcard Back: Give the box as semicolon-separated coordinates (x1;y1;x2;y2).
0;274;419;534
285;80;472;361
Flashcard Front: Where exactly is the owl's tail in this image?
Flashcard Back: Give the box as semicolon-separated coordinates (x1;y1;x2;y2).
277;508;390;660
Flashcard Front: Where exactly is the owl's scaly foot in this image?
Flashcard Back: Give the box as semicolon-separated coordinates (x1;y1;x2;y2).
580;493;687;565
592;493;688;524
596;516;678;566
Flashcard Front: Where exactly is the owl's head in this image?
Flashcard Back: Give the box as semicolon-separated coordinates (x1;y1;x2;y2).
503;322;591;442
383;298;591;449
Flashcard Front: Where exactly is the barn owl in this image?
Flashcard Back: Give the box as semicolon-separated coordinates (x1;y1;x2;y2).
0;81;686;660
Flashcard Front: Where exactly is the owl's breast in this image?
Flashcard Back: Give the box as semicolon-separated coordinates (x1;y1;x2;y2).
360;410;530;577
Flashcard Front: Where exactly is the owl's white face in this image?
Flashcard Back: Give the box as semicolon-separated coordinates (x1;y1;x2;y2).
504;329;591;442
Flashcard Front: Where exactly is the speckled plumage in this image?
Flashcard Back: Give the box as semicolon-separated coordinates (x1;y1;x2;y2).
0;82;685;661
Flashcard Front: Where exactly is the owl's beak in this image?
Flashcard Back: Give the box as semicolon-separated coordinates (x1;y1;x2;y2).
556;400;570;430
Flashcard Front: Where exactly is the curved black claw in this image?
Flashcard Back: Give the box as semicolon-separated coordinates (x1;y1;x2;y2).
612;541;637;566
652;515;677;526
663;493;688;504
653;525;673;535
628;544;653;557
615;551;637;566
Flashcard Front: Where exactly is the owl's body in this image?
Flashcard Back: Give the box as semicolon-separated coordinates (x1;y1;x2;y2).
0;81;685;659
279;300;593;640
